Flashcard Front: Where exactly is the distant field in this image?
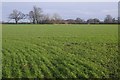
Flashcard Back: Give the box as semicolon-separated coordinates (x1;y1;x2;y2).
2;24;119;78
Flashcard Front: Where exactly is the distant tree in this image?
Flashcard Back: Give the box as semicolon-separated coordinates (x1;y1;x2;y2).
51;13;62;24
93;18;100;23
28;6;43;24
66;19;76;24
42;14;51;24
112;18;118;23
52;13;61;20
9;9;25;24
75;18;85;23
104;15;113;23
28;11;35;24
87;18;100;24
33;6;43;23
87;19;94;24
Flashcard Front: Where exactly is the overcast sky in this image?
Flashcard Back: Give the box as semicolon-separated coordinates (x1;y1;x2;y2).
2;2;118;22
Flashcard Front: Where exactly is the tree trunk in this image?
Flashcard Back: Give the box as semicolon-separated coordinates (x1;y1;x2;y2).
37;20;39;24
33;19;35;24
15;20;18;24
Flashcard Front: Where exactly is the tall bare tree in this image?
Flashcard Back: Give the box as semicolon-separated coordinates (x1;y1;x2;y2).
9;9;25;24
33;6;43;23
104;15;113;23
28;6;43;24
42;14;51;23
87;19;94;24
93;18;100;23
51;13;62;24
28;11;35;23
75;18;85;23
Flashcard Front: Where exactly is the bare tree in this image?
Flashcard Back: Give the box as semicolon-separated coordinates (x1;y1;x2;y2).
66;19;76;24
93;18;100;23
104;15;113;23
51;13;62;24
28;6;43;24
42;14;51;23
33;6;43;23
87;18;100;24
87;19;94;24
9;9;25;24
28;11;35;23
75;18;85;23
112;18;118;23
52;13;61;20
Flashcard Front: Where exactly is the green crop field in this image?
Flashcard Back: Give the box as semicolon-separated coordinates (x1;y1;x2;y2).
2;24;119;78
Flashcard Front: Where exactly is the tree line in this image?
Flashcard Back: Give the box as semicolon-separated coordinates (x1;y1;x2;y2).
3;6;119;24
